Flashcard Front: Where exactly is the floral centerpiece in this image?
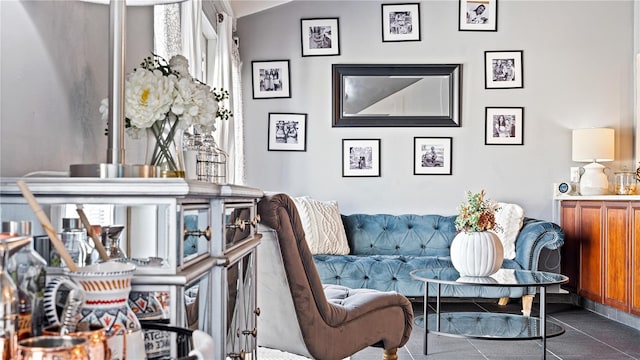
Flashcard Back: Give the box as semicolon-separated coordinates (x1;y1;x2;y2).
451;190;504;277
454;190;502;233
100;54;231;177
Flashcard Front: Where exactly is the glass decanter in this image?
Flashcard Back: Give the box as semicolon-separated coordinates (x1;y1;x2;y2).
5;221;46;338
0;241;18;359
103;225;126;260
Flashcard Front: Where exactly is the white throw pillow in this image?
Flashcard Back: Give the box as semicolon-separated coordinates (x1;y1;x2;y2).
292;196;350;255
490;202;525;260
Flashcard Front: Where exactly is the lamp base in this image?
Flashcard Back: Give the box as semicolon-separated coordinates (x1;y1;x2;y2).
579;162;609;195
69;164;165;178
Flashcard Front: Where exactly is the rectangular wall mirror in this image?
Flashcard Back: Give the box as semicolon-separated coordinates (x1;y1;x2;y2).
332;64;461;127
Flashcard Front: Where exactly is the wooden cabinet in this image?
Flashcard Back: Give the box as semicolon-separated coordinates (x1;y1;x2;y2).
632;203;640;316
560;199;640;316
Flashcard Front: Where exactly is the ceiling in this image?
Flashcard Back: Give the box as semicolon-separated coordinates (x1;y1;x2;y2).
229;0;292;18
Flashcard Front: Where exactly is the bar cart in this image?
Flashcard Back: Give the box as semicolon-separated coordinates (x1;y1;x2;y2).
0;177;263;359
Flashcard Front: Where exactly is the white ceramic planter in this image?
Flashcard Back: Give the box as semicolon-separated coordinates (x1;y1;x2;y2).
450;231;504;277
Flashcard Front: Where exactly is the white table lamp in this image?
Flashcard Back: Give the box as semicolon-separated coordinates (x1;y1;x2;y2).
572;128;615;195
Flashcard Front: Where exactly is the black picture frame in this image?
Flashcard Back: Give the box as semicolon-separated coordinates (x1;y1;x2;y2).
332;64;461;127
459;0;498;31
301;18;341;57
342;139;381;177
484;50;523;89
413;137;453;175
251;60;291;99
485;107;524;145
381;3;421;42
268;113;307;151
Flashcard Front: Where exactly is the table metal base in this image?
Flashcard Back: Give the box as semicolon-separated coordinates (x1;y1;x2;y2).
421;285;562;359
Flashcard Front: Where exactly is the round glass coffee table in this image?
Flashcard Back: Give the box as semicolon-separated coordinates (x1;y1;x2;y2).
410;268;569;359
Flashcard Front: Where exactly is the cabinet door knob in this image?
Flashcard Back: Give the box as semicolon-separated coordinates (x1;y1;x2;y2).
242;328;257;337
183;225;211;241
254;307;261;316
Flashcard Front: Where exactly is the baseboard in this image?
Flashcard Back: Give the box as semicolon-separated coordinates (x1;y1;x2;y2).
579;298;640;331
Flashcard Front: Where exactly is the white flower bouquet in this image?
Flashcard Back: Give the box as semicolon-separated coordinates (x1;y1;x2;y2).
100;54;231;175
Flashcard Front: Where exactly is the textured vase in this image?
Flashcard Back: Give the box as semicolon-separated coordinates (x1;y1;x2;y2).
450;231;504;277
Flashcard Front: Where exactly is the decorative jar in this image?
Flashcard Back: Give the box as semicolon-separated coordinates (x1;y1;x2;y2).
450;231;503;277
614;172;636;195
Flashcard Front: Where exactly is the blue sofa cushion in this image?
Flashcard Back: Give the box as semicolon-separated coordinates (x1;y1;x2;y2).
341;214;458;257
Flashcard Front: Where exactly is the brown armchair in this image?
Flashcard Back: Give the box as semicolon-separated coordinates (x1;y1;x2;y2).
256;193;413;360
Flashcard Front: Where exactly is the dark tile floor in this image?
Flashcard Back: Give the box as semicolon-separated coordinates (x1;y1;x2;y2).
352;296;640;360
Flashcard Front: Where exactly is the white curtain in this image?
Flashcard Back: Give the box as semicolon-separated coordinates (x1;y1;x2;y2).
154;0;245;185
180;0;202;80
213;11;245;185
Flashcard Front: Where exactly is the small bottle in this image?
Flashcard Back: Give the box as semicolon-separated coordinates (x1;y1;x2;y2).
5;221;46;337
51;218;87;268
16;288;31;340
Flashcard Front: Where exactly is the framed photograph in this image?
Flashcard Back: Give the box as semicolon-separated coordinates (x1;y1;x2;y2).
301;18;340;57
251;60;291;99
485;50;523;89
459;0;497;31
414;137;452;175
342;139;381;177
485;107;524;145
268;113;307;151
381;3;421;42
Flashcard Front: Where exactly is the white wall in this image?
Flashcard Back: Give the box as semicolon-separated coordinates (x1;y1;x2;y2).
0;0;153;177
238;0;635;220
0;0;635;221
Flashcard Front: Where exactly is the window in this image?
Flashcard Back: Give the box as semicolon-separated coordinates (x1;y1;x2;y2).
200;12;217;84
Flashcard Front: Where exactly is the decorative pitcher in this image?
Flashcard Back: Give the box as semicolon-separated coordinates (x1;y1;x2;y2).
43;262;145;360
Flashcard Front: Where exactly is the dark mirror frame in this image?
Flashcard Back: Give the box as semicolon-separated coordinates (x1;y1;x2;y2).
332;64;462;127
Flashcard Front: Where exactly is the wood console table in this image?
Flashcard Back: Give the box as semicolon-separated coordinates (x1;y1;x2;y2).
553;195;640;317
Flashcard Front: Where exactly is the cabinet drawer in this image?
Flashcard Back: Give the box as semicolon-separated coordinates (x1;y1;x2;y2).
180;204;211;269
224;202;256;251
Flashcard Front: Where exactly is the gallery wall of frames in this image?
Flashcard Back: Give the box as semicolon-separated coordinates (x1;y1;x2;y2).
238;0;633;218
252;0;523;178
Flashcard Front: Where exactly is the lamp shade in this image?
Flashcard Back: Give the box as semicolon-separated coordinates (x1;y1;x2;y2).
572;128;615;162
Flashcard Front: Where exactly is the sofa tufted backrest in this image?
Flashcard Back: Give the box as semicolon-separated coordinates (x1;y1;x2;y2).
341;214;458;256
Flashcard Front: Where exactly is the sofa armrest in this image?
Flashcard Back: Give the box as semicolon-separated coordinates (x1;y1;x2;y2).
513;218;565;271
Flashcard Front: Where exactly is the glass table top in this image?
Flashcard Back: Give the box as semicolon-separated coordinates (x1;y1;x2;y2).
410;268;569;287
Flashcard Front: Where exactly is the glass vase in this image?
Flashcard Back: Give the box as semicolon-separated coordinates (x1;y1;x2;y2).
146;115;185;178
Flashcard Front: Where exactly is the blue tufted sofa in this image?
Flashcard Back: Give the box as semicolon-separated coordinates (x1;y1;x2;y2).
313;213;564;305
